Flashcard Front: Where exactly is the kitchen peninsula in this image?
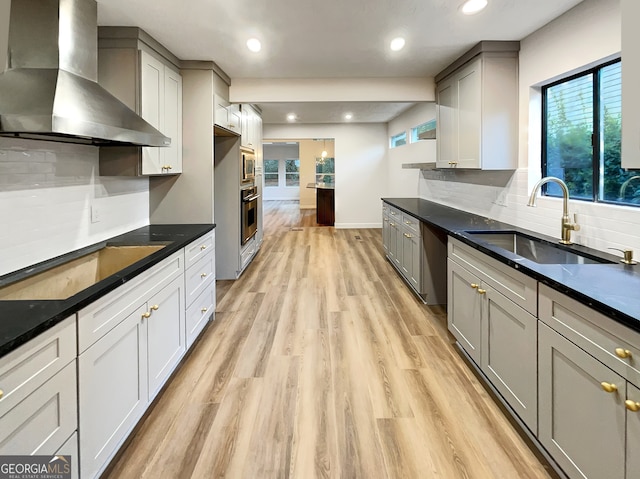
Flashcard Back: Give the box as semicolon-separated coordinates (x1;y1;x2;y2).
306;182;335;226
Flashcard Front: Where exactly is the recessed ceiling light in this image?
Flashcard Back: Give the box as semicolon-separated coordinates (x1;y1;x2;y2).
287;113;296;121
390;37;405;52
246;38;262;52
344;113;353;120
461;0;488;15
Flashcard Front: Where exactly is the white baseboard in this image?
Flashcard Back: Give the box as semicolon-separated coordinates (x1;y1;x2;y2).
334;223;382;229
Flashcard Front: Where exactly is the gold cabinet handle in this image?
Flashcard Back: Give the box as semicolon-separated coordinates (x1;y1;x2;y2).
201;307;208;313
477;288;486;295
201;273;208;278
200;245;207;251
389;222;396;227
403;233;413;238
601;382;618;393
448;161;458;166
151;305;159;311
142;312;151;319
470;283;479;289
615;348;632;359
0;389;3;400
626;400;640;412
390;212;397;216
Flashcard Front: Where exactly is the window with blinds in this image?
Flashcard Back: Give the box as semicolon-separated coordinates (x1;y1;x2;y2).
543;59;637;206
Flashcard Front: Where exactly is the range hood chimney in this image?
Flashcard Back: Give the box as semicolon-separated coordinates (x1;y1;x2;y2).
0;0;170;147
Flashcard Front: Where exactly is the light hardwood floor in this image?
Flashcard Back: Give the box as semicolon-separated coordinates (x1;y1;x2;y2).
104;200;553;479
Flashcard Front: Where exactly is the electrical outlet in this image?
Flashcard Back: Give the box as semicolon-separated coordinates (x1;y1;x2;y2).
90;204;101;223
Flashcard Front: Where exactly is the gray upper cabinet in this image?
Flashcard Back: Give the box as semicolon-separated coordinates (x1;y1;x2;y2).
97;27;183;176
622;0;640;169
435;42;519;170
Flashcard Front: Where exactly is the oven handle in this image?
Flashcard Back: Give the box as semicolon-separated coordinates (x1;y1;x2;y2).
242;194;260;202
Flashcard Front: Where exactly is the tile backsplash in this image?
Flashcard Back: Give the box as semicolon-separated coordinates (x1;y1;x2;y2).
419;168;640;258
0;139;149;276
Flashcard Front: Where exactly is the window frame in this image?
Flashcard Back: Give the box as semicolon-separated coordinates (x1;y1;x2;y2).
541;58;624;205
390;131;407;148
263;159;280;188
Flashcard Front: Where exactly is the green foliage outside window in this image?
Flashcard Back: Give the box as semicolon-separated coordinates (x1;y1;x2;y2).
544;60;639;205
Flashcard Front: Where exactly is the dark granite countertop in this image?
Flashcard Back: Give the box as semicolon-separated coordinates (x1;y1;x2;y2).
0;224;215;358
383;198;640;333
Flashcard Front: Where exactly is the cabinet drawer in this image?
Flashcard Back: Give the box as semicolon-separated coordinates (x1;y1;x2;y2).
387;205;402;220
186;285;215;348
401;213;421;235
241;238;256;270
78;250;184;353
185;230;215;269
0;360;77;455
0;316;75;417
448;238;537;315
185;250;215;308
539;284;640;387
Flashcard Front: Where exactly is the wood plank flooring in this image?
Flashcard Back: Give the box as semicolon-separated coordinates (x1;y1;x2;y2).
103;200;553;479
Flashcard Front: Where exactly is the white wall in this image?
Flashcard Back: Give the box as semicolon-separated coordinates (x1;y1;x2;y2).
386;102;437;197
419;0;639;256
264;123;387;228
0;138;149;276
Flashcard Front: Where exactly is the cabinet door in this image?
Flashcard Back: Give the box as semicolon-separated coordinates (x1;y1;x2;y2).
447;259;483;365
538;322;625;479
0;360;76;456
456;58;482;169
627;383;640;479
622;0;640;169
79;305;148;479
387;219;398;265
162;67;183;174
401;229;421;291
140;51;165;175
436;78;456;168
382;215;390;254
147;276;186;401
481;287;537;432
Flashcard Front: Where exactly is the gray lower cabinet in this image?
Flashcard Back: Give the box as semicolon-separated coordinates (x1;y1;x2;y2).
447;258;483;365
481;285;537;432
627;383;640;478
538;321;626;479
447;238;537;433
382;202;447;304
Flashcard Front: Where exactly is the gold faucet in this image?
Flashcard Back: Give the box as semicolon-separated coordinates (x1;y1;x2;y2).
527;176;580;245
618;175;640;201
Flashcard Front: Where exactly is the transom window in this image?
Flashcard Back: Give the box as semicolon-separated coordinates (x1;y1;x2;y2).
542;59;638;206
390;131;407;148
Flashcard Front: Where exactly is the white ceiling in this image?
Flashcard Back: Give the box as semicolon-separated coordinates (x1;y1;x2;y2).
96;0;584;122
258;102;416;124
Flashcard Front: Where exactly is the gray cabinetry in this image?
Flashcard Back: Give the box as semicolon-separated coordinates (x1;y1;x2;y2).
447;258;483;364
381;202;446;304
539;284;640;479
97;27;182;176
482;284;537;432
435;42;519;170
538;321;625;479
447;238;537;432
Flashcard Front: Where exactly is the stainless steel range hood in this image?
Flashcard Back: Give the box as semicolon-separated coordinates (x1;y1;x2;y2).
0;0;170;147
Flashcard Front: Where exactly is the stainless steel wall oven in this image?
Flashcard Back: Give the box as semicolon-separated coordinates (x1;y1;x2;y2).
241;186;259;245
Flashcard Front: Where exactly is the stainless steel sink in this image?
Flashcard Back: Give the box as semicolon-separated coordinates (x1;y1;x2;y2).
466;231;614;265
